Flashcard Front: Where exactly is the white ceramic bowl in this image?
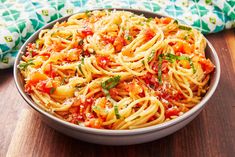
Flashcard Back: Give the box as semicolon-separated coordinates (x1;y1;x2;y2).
14;8;220;145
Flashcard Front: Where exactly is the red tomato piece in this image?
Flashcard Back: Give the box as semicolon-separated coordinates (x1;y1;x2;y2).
109;88;119;98
114;36;126;52
144;29;155;41
103;36;115;44
84;97;94;107
161;17;172;24
172;42;192;54
96;56;110;68
37;80;53;94
165;108;180;118
69;113;83;124
199;59;215;74
81;27;93;37
44;63;56;78
141;72;159;89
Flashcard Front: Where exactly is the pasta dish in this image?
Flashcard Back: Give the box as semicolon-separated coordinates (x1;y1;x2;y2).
18;10;215;129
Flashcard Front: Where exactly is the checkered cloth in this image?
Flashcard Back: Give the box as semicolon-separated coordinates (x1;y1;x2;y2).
0;0;234;69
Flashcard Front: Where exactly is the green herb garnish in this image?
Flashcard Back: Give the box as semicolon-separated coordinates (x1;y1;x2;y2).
101;75;121;95
50;87;56;94
158;54;164;84
165;54;196;73
147;50;156;62
85;10;92;17
114;105;121;119
146;17;153;22
127;36;132;41
66;35;72;40
101;76;121;119
78;64;84;76
189;58;196;73
179;25;192;31
157;53;196;83
18;59;34;71
81;57;85;64
173;20;178;24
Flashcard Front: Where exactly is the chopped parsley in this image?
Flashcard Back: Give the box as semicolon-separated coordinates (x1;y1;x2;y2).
78;64;84;76
85;10;92;17
81;57;85;64
164;53;196;73
147;50;156;62
114;105;121;119
50;87;56;94
66;34;73;40
157;53;196;83
101;75;121;119
173;20;178;24
101;75;121;95
158;54;164;84
127;36;132;41
18;59;34;71
146;17;153;22
179;25;192;31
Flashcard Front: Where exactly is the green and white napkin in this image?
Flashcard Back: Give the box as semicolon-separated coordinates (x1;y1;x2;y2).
0;0;234;69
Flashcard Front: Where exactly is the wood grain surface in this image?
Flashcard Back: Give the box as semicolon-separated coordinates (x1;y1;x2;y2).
0;29;234;157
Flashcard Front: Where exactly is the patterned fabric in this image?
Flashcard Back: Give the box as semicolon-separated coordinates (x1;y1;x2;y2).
0;0;234;69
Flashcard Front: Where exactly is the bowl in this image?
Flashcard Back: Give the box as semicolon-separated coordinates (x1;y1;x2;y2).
14;8;220;145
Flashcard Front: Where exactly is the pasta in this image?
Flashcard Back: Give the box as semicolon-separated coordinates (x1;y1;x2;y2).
18;10;215;130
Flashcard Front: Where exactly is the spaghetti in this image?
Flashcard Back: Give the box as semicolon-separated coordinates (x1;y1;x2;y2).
18;10;215;129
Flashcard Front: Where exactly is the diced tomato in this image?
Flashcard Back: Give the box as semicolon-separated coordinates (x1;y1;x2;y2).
96;56;110;68
25;43;38;57
138;91;145;97
109;88;119;98
52;40;65;51
114;36;126;52
172;91;184;101
44;63;56;78
172;42;192;54
144;29;155;41
161;17;172;24
103;36;115;44
179;60;190;69
39;52;51;57
129;26;140;37
199;59;215;74
84;97;94;107
37;80;54;94
25;51;37;57
165;108;180;118
127;80;143;95
24;83;32;93
69;113;83;124
141;72;159;89
24;72;48;93
81;27;93;38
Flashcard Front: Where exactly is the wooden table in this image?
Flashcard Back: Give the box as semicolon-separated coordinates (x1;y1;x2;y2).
0;29;234;157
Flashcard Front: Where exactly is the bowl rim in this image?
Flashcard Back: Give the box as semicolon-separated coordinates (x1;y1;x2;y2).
14;8;221;136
